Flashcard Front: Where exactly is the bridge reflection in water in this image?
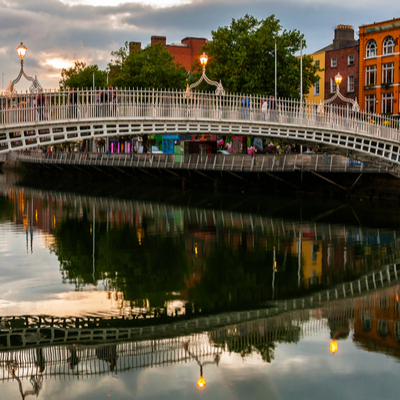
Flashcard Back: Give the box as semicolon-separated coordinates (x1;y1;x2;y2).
2;179;400;397
1;280;400;395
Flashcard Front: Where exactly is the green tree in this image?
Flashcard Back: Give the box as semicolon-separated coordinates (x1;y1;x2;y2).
109;42;188;89
189;14;319;98
59;61;107;90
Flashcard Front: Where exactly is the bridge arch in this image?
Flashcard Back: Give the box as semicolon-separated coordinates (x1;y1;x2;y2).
1;89;400;169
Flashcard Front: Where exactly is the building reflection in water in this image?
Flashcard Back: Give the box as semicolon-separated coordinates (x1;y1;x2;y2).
1;186;400;320
3;184;400;396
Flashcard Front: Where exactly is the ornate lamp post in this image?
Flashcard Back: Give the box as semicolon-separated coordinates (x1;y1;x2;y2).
323;72;359;111
6;42;42;94
186;52;225;95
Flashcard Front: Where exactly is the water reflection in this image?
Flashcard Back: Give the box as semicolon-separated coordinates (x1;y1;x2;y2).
1;286;400;396
1;185;400;319
2;178;400;398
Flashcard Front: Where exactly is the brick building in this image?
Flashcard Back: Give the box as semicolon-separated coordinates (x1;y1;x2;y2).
129;36;208;71
321;25;359;107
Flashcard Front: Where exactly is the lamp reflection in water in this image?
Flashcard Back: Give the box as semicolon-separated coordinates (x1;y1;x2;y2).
330;340;338;354
6;360;43;399
183;340;221;389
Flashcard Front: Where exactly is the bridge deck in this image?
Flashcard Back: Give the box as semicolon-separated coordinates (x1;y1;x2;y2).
12;151;388;174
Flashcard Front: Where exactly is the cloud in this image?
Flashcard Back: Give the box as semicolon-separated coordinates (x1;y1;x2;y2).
0;0;398;90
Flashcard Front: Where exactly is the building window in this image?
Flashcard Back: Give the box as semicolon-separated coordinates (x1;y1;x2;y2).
348;54;354;66
366;39;377;58
347;75;355;92
365;94;376;113
383;36;395;55
366;65;377;86
378;320;389;337
382;62;394;84
314;80;320;95
331;57;337;68
315;60;320;69
330;77;336;93
382;93;393;114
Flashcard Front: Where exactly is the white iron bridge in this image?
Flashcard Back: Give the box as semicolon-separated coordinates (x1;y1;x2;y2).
1;88;400;169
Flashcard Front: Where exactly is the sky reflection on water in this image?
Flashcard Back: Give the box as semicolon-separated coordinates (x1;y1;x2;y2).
1;176;400;399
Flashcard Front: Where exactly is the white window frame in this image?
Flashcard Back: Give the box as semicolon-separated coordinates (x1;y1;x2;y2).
314;60;320;69
382;93;393;114
348;54;354;66
314;80;320;96
383;36;395;55
330;77;336;93
366;39;377;58
366;65;377;86
365;94;376;113
347;75;355;92
331;57;337;68
382;62;394;84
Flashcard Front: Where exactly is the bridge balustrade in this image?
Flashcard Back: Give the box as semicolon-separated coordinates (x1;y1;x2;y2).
15;151;382;174
1;89;399;142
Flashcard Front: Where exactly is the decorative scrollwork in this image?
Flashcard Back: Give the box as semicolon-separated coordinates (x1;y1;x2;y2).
186;67;225;97
8;60;42;94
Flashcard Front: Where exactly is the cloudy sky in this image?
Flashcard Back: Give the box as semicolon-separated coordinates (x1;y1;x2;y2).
0;0;397;91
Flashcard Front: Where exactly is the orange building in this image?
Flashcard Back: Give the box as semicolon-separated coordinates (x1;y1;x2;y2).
353;288;400;359
129;36;208;71
358;18;400;115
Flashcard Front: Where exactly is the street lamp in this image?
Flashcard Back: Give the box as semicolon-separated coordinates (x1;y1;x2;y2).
186;52;225;96
322;72;359;111
6;42;42;94
16;43;27;60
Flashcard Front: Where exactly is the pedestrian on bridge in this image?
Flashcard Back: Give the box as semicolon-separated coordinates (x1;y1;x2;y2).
68;88;78;119
269;95;277;122
242;96;249;120
37;93;44;121
100;89;109;117
261;98;268;121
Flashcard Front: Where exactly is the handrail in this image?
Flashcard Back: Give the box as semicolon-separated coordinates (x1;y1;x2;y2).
1;88;399;142
13;152;385;174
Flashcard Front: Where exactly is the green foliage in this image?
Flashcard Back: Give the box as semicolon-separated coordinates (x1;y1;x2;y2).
53;218;189;308
109;42;188;90
189;14;319;98
59;61;107;90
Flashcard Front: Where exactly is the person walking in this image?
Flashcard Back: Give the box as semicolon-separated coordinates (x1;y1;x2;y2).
68;88;78;118
261;98;268;121
241;96;249;120
37;93;44;121
100;89;109;117
269;95;277;122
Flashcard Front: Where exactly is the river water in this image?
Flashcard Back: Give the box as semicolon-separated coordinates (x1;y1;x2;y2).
1;171;400;399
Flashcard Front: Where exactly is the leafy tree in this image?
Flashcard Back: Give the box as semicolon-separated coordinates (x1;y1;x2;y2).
189;14;319;98
109;42;188;89
59;61;107;90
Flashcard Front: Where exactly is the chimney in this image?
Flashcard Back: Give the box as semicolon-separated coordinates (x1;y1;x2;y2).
151;36;167;47
333;25;355;50
129;42;141;53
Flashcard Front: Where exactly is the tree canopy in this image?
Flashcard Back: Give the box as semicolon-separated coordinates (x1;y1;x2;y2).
188;14;319;99
108;42;188;90
60;61;107;90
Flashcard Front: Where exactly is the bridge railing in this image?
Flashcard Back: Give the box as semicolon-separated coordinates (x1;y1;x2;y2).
15;150;384;173
1;88;399;141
